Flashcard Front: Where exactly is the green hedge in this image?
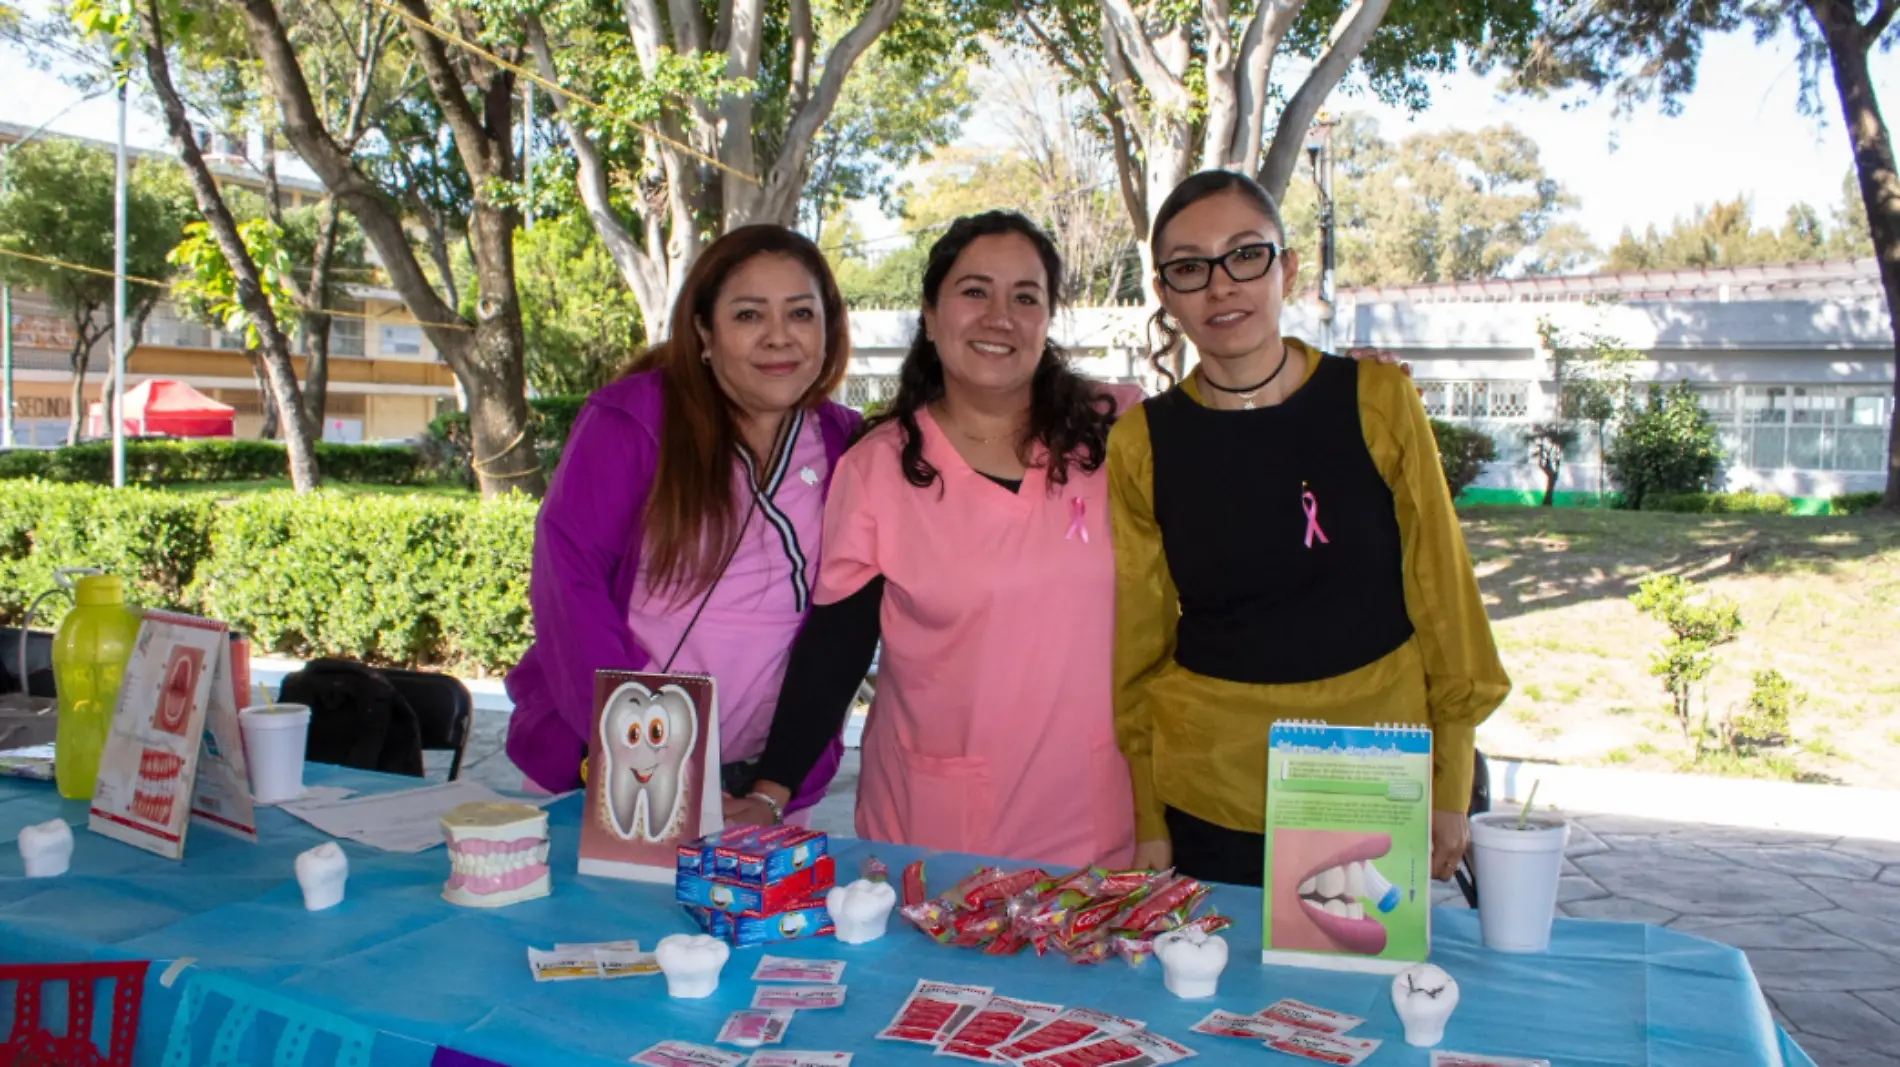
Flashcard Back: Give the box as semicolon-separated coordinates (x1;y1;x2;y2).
0;439;432;486
1;479;534;673
1645;490;1795;515
1831;491;1883;516
1431;419;1497;499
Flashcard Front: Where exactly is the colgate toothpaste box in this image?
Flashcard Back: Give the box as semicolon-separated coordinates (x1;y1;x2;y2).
684;895;836;947
711;827;830;887
675;853;836;916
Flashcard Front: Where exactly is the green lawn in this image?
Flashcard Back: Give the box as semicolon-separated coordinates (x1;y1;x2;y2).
157;479;475;499
1463;507;1900;786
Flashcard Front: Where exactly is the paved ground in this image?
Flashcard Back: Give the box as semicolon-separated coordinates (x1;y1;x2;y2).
456;712;1900;1066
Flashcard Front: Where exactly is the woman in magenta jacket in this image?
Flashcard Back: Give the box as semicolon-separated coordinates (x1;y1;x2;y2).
504;225;857;824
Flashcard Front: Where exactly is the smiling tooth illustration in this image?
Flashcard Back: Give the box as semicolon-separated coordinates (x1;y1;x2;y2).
599;682;698;841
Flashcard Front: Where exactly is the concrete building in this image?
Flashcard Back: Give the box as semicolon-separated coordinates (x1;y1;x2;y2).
843;258;1896;505
1;121;456;447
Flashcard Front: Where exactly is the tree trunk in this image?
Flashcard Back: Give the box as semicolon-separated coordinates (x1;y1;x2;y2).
1541;465;1558;507
249;349;282;439
1806;0;1900;512
239;0;541;497
138;0;319;491
66;335;90;447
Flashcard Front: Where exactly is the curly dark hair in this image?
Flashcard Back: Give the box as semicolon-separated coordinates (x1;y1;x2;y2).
862;211;1118;492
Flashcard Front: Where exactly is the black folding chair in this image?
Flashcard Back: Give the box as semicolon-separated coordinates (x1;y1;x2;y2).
1453;748;1491;908
379;668;474;781
0;626;56;698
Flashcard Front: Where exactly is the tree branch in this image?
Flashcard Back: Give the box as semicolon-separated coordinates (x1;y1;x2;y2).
752;0;903;224
1867;0;1898;42
1100;8;1149;233
1257;0;1391;200
524;13;670;328
1230;0;1305;171
1099;0;1185;104
1200;0;1238;171
395;0;499;183
236;0;465;344
787;0;814;120
720;0;766;226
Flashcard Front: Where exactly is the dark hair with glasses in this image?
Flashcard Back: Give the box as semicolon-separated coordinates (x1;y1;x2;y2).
864;211;1118;492
1146;170;1288;387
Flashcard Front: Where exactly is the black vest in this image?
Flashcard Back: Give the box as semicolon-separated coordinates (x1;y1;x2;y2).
1146;356;1414;684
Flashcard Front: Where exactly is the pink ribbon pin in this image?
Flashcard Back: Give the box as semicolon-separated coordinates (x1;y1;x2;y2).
1302;487;1329;548
1066;496;1089;543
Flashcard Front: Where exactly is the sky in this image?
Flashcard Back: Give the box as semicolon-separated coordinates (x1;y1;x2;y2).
4;6;1895;262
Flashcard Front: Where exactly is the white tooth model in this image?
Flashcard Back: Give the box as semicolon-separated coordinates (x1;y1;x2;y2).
1392;963;1460;1047
654;933;730;999
599;682;698;842
18;819;74;878
441;801;551;908
1153;925;1229;999
826;879;898;944
295;841;349;911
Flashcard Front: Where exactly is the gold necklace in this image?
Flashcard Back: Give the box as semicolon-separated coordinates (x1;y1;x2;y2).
939;403;1023;444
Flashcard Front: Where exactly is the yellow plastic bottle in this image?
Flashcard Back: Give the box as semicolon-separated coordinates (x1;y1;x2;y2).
52;575;143;800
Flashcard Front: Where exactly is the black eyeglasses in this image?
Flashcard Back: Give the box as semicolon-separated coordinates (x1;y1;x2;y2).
1155;242;1281;293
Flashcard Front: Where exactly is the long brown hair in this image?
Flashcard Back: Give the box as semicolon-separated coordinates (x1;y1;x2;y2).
626;225;851;601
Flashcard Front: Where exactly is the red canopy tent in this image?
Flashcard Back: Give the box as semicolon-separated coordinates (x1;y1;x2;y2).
87;379;236;438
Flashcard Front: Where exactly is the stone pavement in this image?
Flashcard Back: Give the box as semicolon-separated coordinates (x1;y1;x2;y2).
456;713;1900;1066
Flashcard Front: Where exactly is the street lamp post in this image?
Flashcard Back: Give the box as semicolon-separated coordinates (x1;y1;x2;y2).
111;0;131;488
1304;115;1337;354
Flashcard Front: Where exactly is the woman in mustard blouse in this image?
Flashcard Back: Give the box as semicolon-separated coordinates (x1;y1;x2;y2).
1108;170;1510;886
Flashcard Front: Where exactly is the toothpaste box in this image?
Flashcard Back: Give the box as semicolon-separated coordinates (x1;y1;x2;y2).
677;825;761;876
684;896;836;947
676;854;837;916
712;827;830;887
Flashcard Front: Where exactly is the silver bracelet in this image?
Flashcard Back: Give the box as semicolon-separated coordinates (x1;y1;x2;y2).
747;791;785;825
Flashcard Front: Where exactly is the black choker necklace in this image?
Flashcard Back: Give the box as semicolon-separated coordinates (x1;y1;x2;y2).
1202;343;1290;409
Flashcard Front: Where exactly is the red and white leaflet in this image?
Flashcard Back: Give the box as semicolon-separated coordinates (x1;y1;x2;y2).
1019;1031;1196;1067
1256;1000;1364;1035
993;1008;1142;1063
878;980;994;1045
1430;1054;1550;1067
628;1041;748;1067
938;997;1063;1061
752;985;847;1011
1261;1029;1380;1066
745;1055;853;1067
1189;1011;1294;1041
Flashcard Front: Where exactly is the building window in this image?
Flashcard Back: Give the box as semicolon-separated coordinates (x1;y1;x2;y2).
330;300;365;357
379;323;423;357
1699;384;1892;473
1417;380;1533;461
840;375;900;411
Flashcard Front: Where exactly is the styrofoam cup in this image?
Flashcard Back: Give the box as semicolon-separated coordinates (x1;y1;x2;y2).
240;703;312;804
1468;811;1569;953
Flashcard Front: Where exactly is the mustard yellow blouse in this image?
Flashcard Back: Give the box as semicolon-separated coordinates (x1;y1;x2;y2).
1107;340;1510;843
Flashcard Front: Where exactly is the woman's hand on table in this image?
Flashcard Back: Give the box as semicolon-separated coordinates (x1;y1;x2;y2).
1430;810;1470;880
1132;838;1172;872
722;781;792;826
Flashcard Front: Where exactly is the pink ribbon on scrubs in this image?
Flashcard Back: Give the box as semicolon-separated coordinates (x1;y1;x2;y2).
1302;487;1329;548
1066;496;1089;543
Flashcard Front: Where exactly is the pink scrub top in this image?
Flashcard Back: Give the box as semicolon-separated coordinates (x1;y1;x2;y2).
625;409;830;767
813;392;1141;868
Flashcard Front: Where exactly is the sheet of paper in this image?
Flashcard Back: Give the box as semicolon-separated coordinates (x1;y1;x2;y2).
259;785;357;808
278;779;515;852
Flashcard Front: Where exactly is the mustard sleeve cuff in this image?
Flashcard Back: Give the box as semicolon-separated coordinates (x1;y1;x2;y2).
1432;720;1478;813
1128;752;1170;843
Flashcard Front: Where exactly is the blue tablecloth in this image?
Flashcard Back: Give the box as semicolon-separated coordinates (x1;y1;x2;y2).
1;766;1816;1067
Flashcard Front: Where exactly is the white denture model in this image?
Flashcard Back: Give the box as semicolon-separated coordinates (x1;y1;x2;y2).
826;878;898;944
654;933;730;999
18;819;74;878
1154;925;1229;999
1391;963;1460;1046
295;841;349;911
441;802;551;908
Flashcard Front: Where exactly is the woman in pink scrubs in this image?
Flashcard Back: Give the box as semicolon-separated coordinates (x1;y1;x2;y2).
733;213;1141;867
505;226;857;824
